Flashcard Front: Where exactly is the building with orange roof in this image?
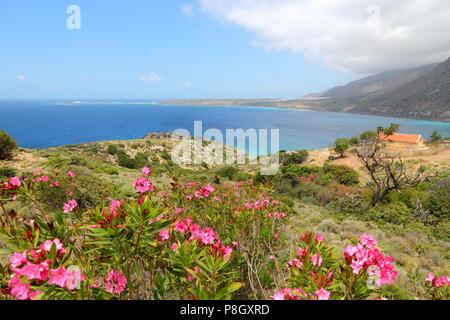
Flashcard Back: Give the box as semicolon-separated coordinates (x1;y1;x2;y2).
379;132;425;148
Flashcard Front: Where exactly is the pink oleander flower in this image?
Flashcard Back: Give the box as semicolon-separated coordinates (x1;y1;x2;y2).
174;219;190;233
67;191;74;197
316;233;325;243
18;261;49;281
171;243;179;252
141;167;152;177
220;246;233;259
133;177;154;194
360;234;378;248
48;266;68;288
297;246;309;258
194;190;202;199
9;275;37;300
426;272;436;283
195;227;216;245
287;258;302;269
270;255;276;261
105;270;127;295
43;238;64;253
109;199;122;219
427;273;450;288
273;288;305;300
9;176;21;188
67;171;75;177
344;235;397;285
311;254;323;267
65;266;83;291
51;181;61;187
315;288;331;300
434;276;450;288
9;251;28;272
158;229;170;242
63;199;78;213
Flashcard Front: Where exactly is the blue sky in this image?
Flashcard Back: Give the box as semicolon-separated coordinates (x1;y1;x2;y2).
0;1;378;99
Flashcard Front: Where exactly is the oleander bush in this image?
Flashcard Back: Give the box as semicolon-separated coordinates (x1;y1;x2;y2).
2;165;447;301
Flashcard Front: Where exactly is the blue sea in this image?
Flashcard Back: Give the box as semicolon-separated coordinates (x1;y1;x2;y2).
1;100;449;154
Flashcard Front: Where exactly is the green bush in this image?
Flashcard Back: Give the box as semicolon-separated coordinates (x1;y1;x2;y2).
323;164;359;186
281;164;321;176
107;144;119;155
427;178;450;222
0;130;18;160
281;150;309;166
368;202;412;225
68;156;88;166
0;166;17;178
334;138;350;157
216;166;240;180
315;172;334;186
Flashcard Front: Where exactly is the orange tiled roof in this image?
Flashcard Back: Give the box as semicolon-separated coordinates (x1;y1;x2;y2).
379;132;423;144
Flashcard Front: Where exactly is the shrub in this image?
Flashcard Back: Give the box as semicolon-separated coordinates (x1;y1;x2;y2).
429;131;443;144
0;166;17;178
67;156;88;166
116;150;148;169
334;138;350;157
323;164;359;186
107;144;118;155
281;165;321;176
368;202;412;225
216;166;240;180
281;151;309;166
0;130;18;160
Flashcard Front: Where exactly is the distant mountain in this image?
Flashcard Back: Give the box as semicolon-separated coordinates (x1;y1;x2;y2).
307;58;450;121
167;58;450;122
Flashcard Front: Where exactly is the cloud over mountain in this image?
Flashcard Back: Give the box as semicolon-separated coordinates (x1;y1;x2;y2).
200;0;450;74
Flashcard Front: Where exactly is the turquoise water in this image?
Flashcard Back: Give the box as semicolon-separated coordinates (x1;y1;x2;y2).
0;100;449;154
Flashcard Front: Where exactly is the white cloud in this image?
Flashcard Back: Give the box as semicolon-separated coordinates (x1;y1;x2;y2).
200;0;450;74
181;4;195;18
17;75;27;81
138;72;162;83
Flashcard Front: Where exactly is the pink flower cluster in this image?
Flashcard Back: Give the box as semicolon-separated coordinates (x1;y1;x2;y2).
267;212;287;219
132;167;155;194
166;217;234;260
273;287;331;301
33;175;49;183
1;176;21;192
63;199;78;213
344;234;397;286
104;269;128;295
426;273;450;288
133;177;154;194
8;239;83;300
243;198;271;210
189;184;215;200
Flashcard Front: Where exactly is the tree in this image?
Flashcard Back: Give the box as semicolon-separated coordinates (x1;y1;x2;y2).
429;131;443;144
281;150;309;166
334;138;350;158
355;125;433;206
0;130;17;160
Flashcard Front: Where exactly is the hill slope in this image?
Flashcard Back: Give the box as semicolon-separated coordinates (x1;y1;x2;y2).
310;58;450;121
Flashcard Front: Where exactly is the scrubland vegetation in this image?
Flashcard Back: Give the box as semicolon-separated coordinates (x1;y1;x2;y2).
0;128;449;300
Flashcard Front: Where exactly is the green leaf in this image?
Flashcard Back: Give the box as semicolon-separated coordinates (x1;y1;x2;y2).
226;282;244;294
